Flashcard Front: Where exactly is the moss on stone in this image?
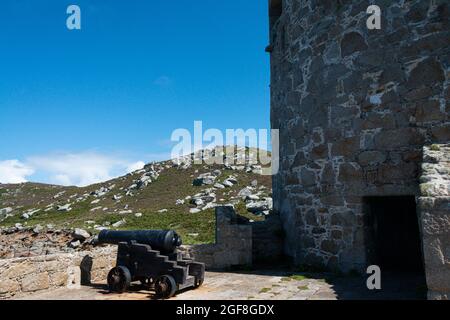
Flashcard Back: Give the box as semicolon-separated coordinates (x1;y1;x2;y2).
430;144;441;151
420;183;434;197
259;287;271;293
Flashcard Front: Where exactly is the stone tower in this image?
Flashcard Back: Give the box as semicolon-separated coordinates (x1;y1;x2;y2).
269;0;449;298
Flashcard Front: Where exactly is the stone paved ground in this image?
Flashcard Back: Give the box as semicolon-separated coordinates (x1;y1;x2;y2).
15;269;426;300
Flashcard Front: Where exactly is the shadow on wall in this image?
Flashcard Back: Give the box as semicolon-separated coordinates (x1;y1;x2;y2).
80;255;93;285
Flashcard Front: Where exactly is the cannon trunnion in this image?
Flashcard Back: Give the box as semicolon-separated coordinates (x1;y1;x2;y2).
98;230;205;299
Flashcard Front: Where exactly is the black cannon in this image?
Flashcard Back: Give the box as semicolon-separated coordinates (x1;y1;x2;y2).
97;230;205;299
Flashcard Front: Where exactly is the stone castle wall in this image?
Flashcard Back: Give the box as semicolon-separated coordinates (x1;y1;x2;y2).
0;247;116;299
270;0;449;271
419;144;450;299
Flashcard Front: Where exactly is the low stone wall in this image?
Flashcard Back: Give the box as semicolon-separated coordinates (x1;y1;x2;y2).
181;206;253;269
0;246;116;299
418;144;450;300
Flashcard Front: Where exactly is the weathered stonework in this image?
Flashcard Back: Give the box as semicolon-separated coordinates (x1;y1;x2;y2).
419;144;450;299
0;247;116;299
269;0;449;285
181;206;253;269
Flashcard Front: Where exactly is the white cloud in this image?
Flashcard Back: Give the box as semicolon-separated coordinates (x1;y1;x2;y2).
26;151;146;187
126;161;145;173
144;152;172;162
53;174;72;186
0;160;34;184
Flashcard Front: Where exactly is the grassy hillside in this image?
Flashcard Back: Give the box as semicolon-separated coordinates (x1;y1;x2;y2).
0;148;272;245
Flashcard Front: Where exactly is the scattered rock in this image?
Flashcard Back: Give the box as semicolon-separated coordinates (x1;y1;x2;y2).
21;209;41;220
226;176;238;184
53;191;66;199
119;210;133;215
188;233;199;237
193;198;204;206
112;220;126;228
212;170;222;176
69;240;81;249
246;194;260;201
91;186;109;198
33;225;43;234
137;175;152;189
193;173;217;186
190;190;217;210
0;207;13;215
246;197;273;214
222;180;234;188
57;204;72;212
72;228;91;241
238;187;253;198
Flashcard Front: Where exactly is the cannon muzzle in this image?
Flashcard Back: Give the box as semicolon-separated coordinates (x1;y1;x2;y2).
97;230;182;253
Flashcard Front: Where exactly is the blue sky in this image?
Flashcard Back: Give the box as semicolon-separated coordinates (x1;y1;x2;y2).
0;1;270;186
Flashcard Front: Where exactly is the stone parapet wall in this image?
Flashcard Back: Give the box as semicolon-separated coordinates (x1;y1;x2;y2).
181;206;252;269
0;246;116;299
419;144;450;300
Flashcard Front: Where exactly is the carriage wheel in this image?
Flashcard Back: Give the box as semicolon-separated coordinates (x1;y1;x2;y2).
154;275;177;299
107;266;131;293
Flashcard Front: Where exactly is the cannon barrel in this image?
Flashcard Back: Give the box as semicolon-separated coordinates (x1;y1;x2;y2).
97;230;182;253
